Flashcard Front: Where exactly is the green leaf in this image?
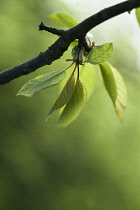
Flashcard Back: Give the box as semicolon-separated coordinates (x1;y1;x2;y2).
80;63;97;99
87;43;113;65
48;12;79;28
111;65;127;121
136;8;140;26
17;69;67;97
46;73;75;120
99;62;117;106
100;62;127;121
70;40;79;47
58;79;87;127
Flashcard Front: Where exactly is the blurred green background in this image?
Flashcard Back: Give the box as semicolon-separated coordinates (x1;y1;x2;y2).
0;0;140;209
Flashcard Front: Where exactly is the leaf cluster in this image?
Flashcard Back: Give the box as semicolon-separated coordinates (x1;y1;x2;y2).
17;12;128;126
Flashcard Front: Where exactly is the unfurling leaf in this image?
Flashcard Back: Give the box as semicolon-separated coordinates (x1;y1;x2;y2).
46;73;75;120
48;12;78;28
17;69;67;97
99;62;127;121
58;79;87;127
87;43;113;65
136;8;140;26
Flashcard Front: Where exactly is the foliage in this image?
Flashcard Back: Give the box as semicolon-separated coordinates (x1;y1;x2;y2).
17;12;129;126
136;7;140;26
58;79;87;127
46;72;75;121
99;62;127;121
17;68;67;97
87;43;113;65
48;12;78;28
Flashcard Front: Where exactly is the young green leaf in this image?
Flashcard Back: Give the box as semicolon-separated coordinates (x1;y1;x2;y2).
87;43;113;65
80;63;97;99
46;73;75;120
58;79;87;127
99;62;127;121
48;12;78;28
136;8;140;26
70;40;79;47
17;69;67;97
99;62;117;106
111;65;127;121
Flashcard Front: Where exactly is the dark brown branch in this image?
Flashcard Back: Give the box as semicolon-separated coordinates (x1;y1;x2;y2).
73;0;140;36
39;21;65;36
0;0;140;85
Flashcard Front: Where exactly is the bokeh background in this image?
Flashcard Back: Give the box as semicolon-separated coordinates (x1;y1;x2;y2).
0;0;140;209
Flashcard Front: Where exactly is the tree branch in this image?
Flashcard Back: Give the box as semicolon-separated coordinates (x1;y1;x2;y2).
39;21;65;36
0;0;140;85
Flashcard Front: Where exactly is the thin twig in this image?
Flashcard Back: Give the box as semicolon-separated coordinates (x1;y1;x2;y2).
39;21;65;36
